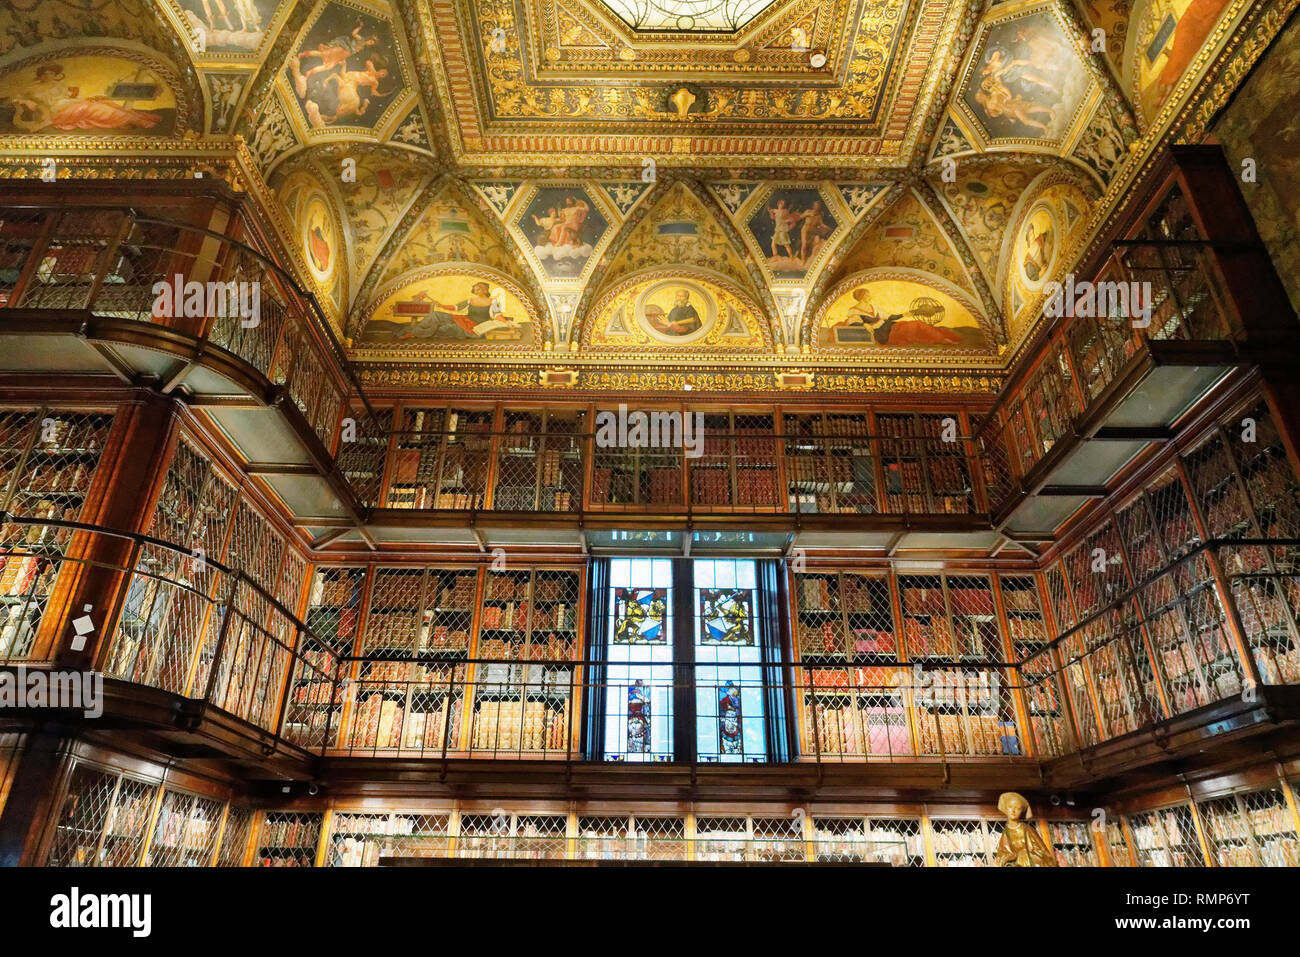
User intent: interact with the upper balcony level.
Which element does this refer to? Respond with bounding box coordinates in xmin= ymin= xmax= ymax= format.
xmin=3 ymin=149 xmax=1292 ymax=558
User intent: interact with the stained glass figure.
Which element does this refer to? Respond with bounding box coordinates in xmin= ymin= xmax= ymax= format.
xmin=627 ymin=679 xmax=651 ymax=753
xmin=699 ymin=588 xmax=754 ymax=645
xmin=613 ymin=587 xmax=667 ymax=644
xmin=718 ymin=681 xmax=743 ymax=754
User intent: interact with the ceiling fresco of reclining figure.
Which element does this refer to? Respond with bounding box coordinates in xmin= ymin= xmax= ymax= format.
xmin=0 ymin=0 xmax=1274 ymax=389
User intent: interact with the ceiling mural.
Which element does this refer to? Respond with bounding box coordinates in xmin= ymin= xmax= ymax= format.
xmin=0 ymin=0 xmax=1279 ymax=386
xmin=1126 ymin=0 xmax=1235 ymax=128
xmin=813 ymin=272 xmax=991 ymax=354
xmin=512 ymin=185 xmax=615 ymax=281
xmin=356 ymin=267 xmax=544 ymax=353
xmin=951 ymin=2 xmax=1099 ymax=152
xmin=999 ymin=173 xmax=1094 ymax=333
xmin=830 ymin=190 xmax=979 ymax=299
xmin=591 ymin=182 xmax=758 ymax=299
xmin=0 ymin=52 xmax=182 ymax=136
xmin=276 ymin=165 xmax=348 ymax=319
xmin=930 ymin=158 xmax=1037 ymax=289
xmin=165 ymin=0 xmax=286 ymax=57
xmin=584 ymin=270 xmax=772 ymax=353
xmin=740 ymin=185 xmax=842 ymax=284
xmin=283 ymin=1 xmax=406 ymax=130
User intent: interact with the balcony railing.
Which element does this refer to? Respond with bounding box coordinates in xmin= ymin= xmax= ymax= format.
xmin=1020 ymin=538 xmax=1300 ymax=750
xmin=0 ymin=517 xmax=344 ymax=753
xmin=3 ymin=519 xmax=1297 ymax=763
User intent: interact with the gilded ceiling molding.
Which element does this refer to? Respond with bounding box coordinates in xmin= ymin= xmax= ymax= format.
xmin=354 ymin=363 xmax=1002 ymax=395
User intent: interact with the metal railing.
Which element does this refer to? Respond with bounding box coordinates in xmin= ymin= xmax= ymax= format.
xmin=0 ymin=517 xmax=343 ymax=753
xmin=1020 ymin=539 xmax=1300 ymax=749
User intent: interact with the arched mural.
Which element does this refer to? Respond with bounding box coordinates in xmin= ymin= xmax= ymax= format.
xmin=814 ymin=273 xmax=990 ymax=353
xmin=0 ymin=53 xmax=180 ymax=135
xmin=357 ymin=267 xmax=543 ymax=351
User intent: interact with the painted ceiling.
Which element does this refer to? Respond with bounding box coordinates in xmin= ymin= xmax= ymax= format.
xmin=0 ymin=0 xmax=1275 ymax=387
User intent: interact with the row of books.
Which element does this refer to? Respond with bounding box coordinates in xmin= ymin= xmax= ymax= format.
xmin=1001 ymin=585 xmax=1041 ymax=613
xmin=806 ymin=703 xmax=911 ymax=755
xmin=471 ymin=700 xmax=569 ymax=751
xmin=591 ymin=467 xmax=679 ymax=505
xmin=151 ymin=806 xmax=216 ymax=853
xmin=914 ymin=713 xmax=1017 ymax=756
xmin=785 ymin=415 xmax=871 ymax=438
xmin=348 ymin=695 xmax=452 ymax=750
xmin=0 ymin=554 xmax=57 ymax=597
xmin=8 ymin=460 xmax=94 ymax=495
xmin=798 ymin=624 xmax=895 ymax=657
xmin=1006 ymin=615 xmax=1045 ymax=642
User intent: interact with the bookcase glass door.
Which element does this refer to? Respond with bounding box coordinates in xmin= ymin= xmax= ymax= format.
xmin=603 ymin=557 xmax=674 ymax=761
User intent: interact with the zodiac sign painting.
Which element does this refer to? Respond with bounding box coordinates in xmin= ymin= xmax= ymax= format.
xmin=0 ymin=57 xmax=176 ymax=135
xmin=520 ymin=188 xmax=609 ymax=279
xmin=962 ymin=10 xmax=1088 ymax=142
xmin=746 ymin=188 xmax=838 ymax=278
xmin=286 ymin=4 xmax=400 ymax=129
xmin=178 ymin=0 xmax=279 ymax=53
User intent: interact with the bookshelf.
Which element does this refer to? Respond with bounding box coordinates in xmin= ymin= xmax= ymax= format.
xmin=1047 ymin=820 xmax=1100 ymax=866
xmin=255 ymin=811 xmax=323 ymax=867
xmin=689 ymin=411 xmax=780 ymax=510
xmin=493 ymin=408 xmax=583 ymax=511
xmin=876 ymin=412 xmax=975 ymax=514
xmin=928 ymin=818 xmax=1003 ymax=867
xmin=456 ymin=811 xmax=567 ymax=859
xmin=144 ymin=788 xmax=223 ymax=867
xmin=0 ymin=409 xmax=112 ymax=660
xmin=1196 ymin=786 xmax=1300 ymax=867
xmin=590 ymin=404 xmax=683 ymax=508
xmin=576 ymin=815 xmax=687 ymax=861
xmin=812 ymin=815 xmax=925 ymax=865
xmin=45 ymin=764 xmax=156 ymax=867
xmin=470 ymin=566 xmax=581 ymax=755
xmin=1125 ymin=804 xmax=1205 ymax=867
xmin=384 ymin=406 xmax=493 ymax=509
xmin=335 ymin=405 xmax=391 ymax=507
xmin=216 ymin=806 xmax=255 ymax=866
xmin=1001 ymin=575 xmax=1068 ymax=756
xmin=781 ymin=412 xmax=877 ymax=513
xmin=326 ymin=811 xmax=452 ymax=866
xmin=793 ymin=571 xmax=907 ymax=757
xmin=898 ymin=573 xmax=999 ymax=659
xmin=341 ymin=564 xmax=477 ymax=753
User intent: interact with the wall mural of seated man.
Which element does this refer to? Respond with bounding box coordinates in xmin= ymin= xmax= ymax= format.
xmin=359 ymin=275 xmax=535 ymax=345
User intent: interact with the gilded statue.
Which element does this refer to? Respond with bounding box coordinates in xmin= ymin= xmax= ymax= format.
xmin=993 ymin=792 xmax=1057 ymax=867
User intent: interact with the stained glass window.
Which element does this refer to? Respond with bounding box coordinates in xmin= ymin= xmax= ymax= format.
xmin=694 ymin=559 xmax=766 ymax=762
xmin=603 ymin=558 xmax=674 ymax=761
